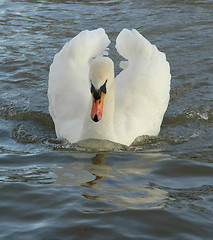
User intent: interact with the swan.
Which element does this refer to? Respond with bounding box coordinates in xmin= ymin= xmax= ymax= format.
xmin=48 ymin=28 xmax=171 ymax=146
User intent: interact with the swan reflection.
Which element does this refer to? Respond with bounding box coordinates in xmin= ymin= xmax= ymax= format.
xmin=54 ymin=151 xmax=171 ymax=210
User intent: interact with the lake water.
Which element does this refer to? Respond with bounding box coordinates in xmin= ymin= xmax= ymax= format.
xmin=0 ymin=0 xmax=213 ymax=239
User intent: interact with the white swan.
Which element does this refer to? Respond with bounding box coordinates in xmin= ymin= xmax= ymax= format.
xmin=48 ymin=28 xmax=171 ymax=146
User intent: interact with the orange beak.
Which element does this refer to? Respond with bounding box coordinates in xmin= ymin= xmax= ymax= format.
xmin=91 ymin=92 xmax=105 ymax=122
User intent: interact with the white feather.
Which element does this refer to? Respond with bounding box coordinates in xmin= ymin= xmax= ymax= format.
xmin=48 ymin=28 xmax=171 ymax=146
xmin=48 ymin=28 xmax=110 ymax=143
xmin=114 ymin=29 xmax=171 ymax=145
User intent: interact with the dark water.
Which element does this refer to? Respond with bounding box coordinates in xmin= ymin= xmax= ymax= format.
xmin=0 ymin=0 xmax=213 ymax=239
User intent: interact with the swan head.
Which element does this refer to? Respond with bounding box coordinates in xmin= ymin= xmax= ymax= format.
xmin=89 ymin=56 xmax=114 ymax=122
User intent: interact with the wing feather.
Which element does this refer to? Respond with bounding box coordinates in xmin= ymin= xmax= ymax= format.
xmin=48 ymin=28 xmax=110 ymax=142
xmin=115 ymin=29 xmax=171 ymax=145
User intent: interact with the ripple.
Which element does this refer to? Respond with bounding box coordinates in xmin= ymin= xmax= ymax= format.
xmin=164 ymin=106 xmax=213 ymax=125
xmin=0 ymin=165 xmax=56 ymax=184
xmin=0 ymin=0 xmax=213 ymax=239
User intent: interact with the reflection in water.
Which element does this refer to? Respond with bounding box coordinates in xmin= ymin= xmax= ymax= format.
xmin=54 ymin=151 xmax=171 ymax=210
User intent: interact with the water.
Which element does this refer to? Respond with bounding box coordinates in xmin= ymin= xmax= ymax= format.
xmin=0 ymin=0 xmax=213 ymax=239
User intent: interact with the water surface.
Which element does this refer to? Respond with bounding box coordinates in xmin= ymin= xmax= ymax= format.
xmin=0 ymin=0 xmax=213 ymax=239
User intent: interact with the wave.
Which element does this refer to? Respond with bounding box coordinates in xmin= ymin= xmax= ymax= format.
xmin=164 ymin=105 xmax=212 ymax=125
xmin=0 ymin=102 xmax=53 ymax=126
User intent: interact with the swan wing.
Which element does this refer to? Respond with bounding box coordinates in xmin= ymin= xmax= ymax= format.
xmin=48 ymin=28 xmax=110 ymax=143
xmin=115 ymin=29 xmax=171 ymax=145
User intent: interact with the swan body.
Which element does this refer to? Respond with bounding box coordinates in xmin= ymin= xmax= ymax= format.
xmin=48 ymin=28 xmax=171 ymax=146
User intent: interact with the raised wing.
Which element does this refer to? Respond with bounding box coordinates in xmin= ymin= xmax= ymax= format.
xmin=115 ymin=29 xmax=171 ymax=145
xmin=48 ymin=28 xmax=110 ymax=143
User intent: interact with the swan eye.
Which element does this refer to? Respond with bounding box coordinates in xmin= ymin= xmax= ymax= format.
xmin=100 ymin=80 xmax=107 ymax=94
xmin=90 ymin=83 xmax=96 ymax=94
